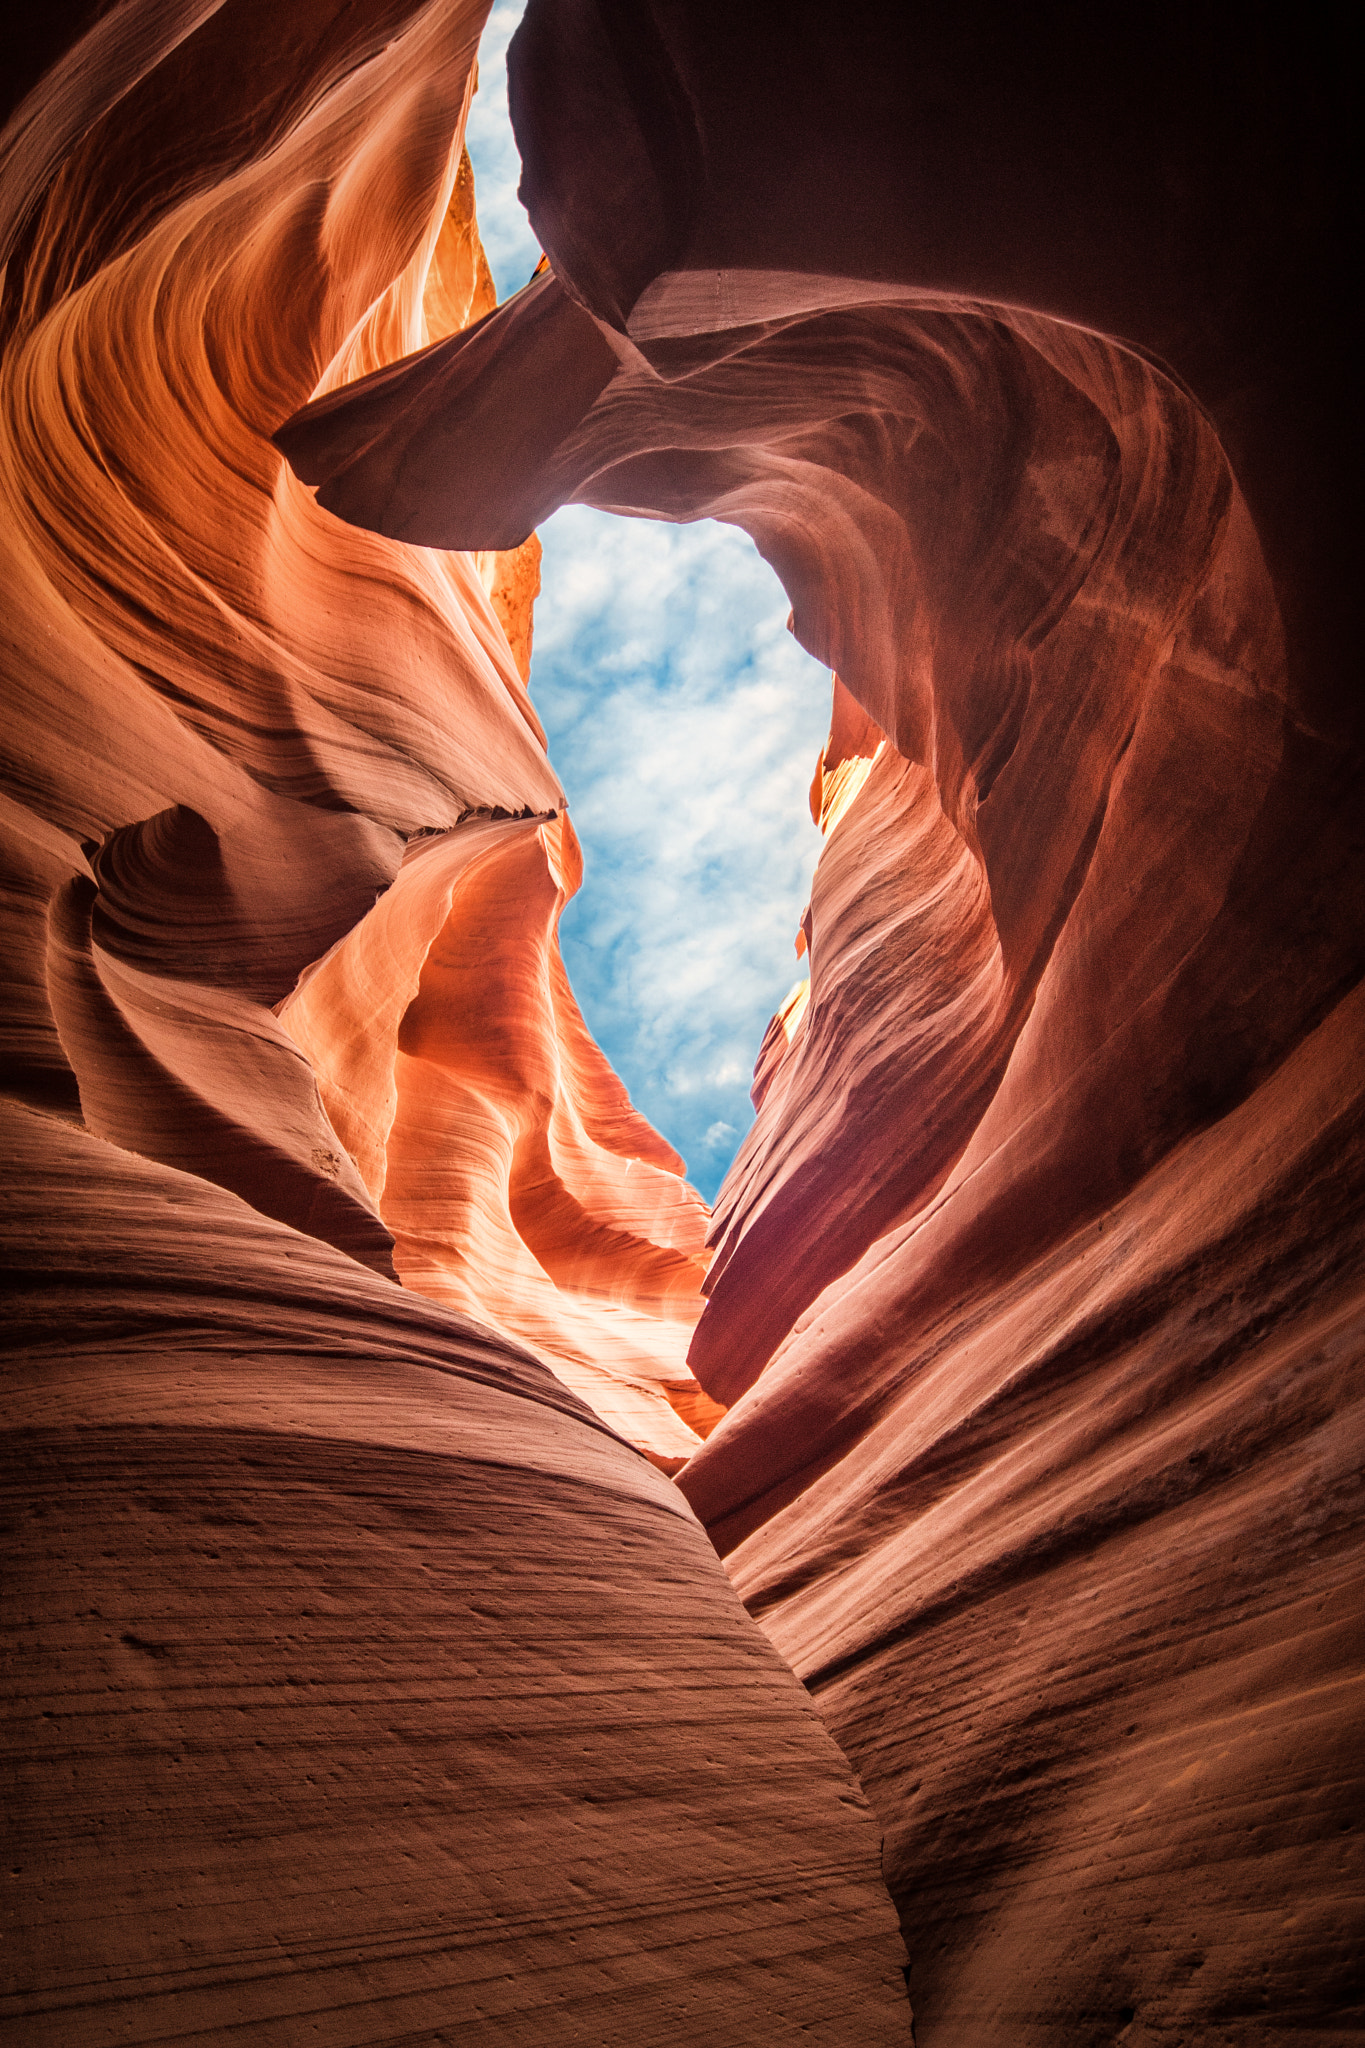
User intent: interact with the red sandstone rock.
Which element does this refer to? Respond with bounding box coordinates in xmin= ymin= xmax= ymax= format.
xmin=1 ymin=1098 xmax=909 ymax=2043
xmin=0 ymin=4 xmax=911 ymax=2038
xmin=280 ymin=810 xmax=719 ymax=1469
xmin=274 ymin=5 xmax=1364 ymax=2039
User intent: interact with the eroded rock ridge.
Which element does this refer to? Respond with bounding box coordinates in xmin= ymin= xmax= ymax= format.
xmin=3 ymin=3 xmax=1361 ymax=2045
xmin=278 ymin=4 xmax=1363 ymax=2042
xmin=0 ymin=5 xmax=911 ymax=2041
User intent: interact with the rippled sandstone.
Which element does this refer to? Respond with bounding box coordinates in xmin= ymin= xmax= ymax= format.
xmin=279 ymin=808 xmax=718 ymax=1469
xmin=279 ymin=4 xmax=1363 ymax=2043
xmin=0 ymin=5 xmax=911 ymax=2040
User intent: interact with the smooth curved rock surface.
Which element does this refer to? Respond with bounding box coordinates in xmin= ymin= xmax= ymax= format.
xmin=2 ymin=1099 xmax=910 ymax=2044
xmin=277 ymin=4 xmax=1364 ymax=2039
xmin=0 ymin=3 xmax=912 ymax=2039
xmin=281 ymin=810 xmax=720 ymax=1468
xmin=717 ymin=969 xmax=1365 ymax=2045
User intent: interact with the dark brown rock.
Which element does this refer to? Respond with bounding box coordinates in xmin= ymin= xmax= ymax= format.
xmin=273 ymin=6 xmax=1363 ymax=2038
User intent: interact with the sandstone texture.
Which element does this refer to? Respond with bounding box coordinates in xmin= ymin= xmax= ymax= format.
xmin=278 ymin=4 xmax=1363 ymax=2042
xmin=280 ymin=810 xmax=718 ymax=1470
xmin=0 ymin=4 xmax=912 ymax=2040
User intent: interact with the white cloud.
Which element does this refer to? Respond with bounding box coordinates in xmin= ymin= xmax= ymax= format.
xmin=535 ymin=507 xmax=830 ymax=1200
xmin=464 ymin=2 xmax=542 ymax=295
xmin=465 ymin=13 xmax=833 ymax=1203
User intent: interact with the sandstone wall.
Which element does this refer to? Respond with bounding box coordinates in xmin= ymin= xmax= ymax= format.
xmin=279 ymin=5 xmax=1364 ymax=2040
xmin=0 ymin=6 xmax=911 ymax=2038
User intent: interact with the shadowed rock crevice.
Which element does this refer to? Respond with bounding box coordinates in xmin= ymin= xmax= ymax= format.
xmin=0 ymin=6 xmax=914 ymax=2040
xmin=3 ymin=2 xmax=1360 ymax=2043
xmin=44 ymin=803 xmax=399 ymax=1274
xmin=272 ymin=4 xmax=1363 ymax=2040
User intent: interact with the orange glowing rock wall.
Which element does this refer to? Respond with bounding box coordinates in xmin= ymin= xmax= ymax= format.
xmin=276 ymin=5 xmax=1363 ymax=2041
xmin=280 ymin=809 xmax=718 ymax=1469
xmin=0 ymin=5 xmax=912 ymax=2040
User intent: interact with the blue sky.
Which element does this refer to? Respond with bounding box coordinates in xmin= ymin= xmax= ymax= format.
xmin=465 ymin=3 xmax=828 ymax=1202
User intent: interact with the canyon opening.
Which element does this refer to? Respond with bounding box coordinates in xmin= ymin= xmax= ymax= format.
xmin=1 ymin=5 xmax=1359 ymax=2047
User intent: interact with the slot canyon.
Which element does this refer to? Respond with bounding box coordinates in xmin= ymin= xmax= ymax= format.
xmin=1 ymin=3 xmax=1359 ymax=2042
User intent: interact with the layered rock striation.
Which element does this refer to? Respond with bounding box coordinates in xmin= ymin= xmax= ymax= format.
xmin=278 ymin=4 xmax=1364 ymax=2041
xmin=0 ymin=4 xmax=911 ymax=2040
xmin=280 ymin=808 xmax=719 ymax=1468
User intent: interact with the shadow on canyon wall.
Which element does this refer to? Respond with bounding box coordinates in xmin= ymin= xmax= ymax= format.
xmin=3 ymin=3 xmax=1361 ymax=2042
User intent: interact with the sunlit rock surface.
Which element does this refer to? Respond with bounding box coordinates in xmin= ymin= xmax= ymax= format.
xmin=280 ymin=808 xmax=719 ymax=1469
xmin=280 ymin=3 xmax=1363 ymax=2041
xmin=0 ymin=5 xmax=912 ymax=2040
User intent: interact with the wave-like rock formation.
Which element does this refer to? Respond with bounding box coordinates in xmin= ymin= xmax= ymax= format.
xmin=278 ymin=3 xmax=1363 ymax=2041
xmin=3 ymin=1097 xmax=907 ymax=2043
xmin=0 ymin=4 xmax=912 ymax=2040
xmin=280 ymin=809 xmax=719 ymax=1468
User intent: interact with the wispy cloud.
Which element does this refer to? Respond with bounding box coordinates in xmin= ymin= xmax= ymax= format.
xmin=464 ymin=2 xmax=542 ymax=294
xmin=465 ymin=13 xmax=828 ymax=1202
xmin=535 ymin=510 xmax=826 ymax=1200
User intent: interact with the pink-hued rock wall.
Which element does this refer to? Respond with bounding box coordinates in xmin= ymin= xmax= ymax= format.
xmin=280 ymin=810 xmax=720 ymax=1469
xmin=277 ymin=4 xmax=1364 ymax=2040
xmin=0 ymin=4 xmax=911 ymax=2039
